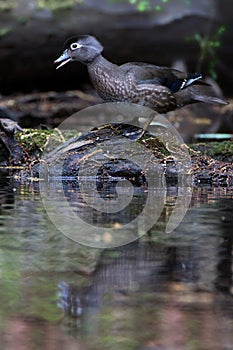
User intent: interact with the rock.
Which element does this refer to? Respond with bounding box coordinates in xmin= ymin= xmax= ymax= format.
xmin=0 ymin=118 xmax=24 ymax=163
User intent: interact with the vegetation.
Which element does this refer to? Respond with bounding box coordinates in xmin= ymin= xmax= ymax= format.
xmin=0 ymin=0 xmax=16 ymax=39
xmin=0 ymin=0 xmax=16 ymax=12
xmin=186 ymin=26 xmax=226 ymax=80
xmin=0 ymin=27 xmax=12 ymax=37
xmin=191 ymin=140 xmax=233 ymax=161
xmin=37 ymin=0 xmax=83 ymax=11
xmin=13 ymin=128 xmax=79 ymax=161
xmin=110 ymin=0 xmax=191 ymax=12
xmin=110 ymin=0 xmax=225 ymax=80
xmin=0 ymin=0 xmax=226 ymax=81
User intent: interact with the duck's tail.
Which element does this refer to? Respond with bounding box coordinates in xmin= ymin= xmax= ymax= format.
xmin=175 ymin=85 xmax=228 ymax=107
xmin=191 ymin=93 xmax=228 ymax=106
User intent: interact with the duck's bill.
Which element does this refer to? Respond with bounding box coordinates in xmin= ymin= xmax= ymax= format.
xmin=54 ymin=50 xmax=71 ymax=69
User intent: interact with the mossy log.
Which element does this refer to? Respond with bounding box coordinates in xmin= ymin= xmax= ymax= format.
xmin=0 ymin=123 xmax=232 ymax=187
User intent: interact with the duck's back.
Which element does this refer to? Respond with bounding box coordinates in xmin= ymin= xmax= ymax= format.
xmin=119 ymin=62 xmax=202 ymax=93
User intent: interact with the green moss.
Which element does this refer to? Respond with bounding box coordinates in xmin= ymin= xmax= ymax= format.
xmin=0 ymin=27 xmax=12 ymax=37
xmin=37 ymin=0 xmax=83 ymax=11
xmin=141 ymin=135 xmax=170 ymax=157
xmin=14 ymin=128 xmax=79 ymax=160
xmin=0 ymin=0 xmax=17 ymax=12
xmin=190 ymin=140 xmax=233 ymax=160
xmin=15 ymin=129 xmax=54 ymax=154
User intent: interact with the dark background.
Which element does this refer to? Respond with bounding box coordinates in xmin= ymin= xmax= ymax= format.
xmin=0 ymin=0 xmax=232 ymax=95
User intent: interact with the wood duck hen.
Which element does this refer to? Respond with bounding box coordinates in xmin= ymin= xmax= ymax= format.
xmin=54 ymin=35 xmax=227 ymax=114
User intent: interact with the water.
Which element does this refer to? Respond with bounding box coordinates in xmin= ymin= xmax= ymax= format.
xmin=0 ymin=174 xmax=232 ymax=350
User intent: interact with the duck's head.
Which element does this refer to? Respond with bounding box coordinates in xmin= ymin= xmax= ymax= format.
xmin=54 ymin=35 xmax=103 ymax=69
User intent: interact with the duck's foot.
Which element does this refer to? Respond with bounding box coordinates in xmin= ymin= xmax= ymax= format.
xmin=129 ymin=113 xmax=156 ymax=141
xmin=123 ymin=127 xmax=146 ymax=141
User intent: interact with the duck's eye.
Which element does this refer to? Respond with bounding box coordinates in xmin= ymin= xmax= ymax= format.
xmin=70 ymin=42 xmax=81 ymax=50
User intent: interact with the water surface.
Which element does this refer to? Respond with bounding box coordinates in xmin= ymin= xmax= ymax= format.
xmin=0 ymin=175 xmax=232 ymax=350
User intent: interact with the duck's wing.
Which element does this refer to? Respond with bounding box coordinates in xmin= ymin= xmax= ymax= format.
xmin=120 ymin=62 xmax=186 ymax=79
xmin=120 ymin=62 xmax=203 ymax=92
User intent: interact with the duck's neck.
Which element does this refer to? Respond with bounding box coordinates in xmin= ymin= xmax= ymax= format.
xmin=86 ymin=54 xmax=130 ymax=101
xmin=87 ymin=54 xmax=118 ymax=76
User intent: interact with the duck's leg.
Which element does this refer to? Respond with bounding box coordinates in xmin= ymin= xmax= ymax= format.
xmin=133 ymin=112 xmax=157 ymax=140
xmin=143 ymin=113 xmax=157 ymax=132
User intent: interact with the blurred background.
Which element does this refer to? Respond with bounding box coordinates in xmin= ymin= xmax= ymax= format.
xmin=0 ymin=0 xmax=232 ymax=93
xmin=0 ymin=0 xmax=232 ymax=141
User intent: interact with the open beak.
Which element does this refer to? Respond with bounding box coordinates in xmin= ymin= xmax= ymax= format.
xmin=54 ymin=49 xmax=72 ymax=69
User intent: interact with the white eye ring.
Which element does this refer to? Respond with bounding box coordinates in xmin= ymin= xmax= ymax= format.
xmin=70 ymin=42 xmax=82 ymax=50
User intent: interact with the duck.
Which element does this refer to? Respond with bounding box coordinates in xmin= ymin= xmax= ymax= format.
xmin=54 ymin=35 xmax=227 ymax=119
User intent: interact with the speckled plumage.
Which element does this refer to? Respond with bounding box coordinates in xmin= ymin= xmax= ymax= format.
xmin=54 ymin=35 xmax=227 ymax=113
xmin=87 ymin=56 xmax=177 ymax=113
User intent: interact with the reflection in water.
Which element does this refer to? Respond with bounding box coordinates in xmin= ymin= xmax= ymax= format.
xmin=0 ymin=175 xmax=232 ymax=350
xmin=2 ymin=317 xmax=84 ymax=350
